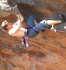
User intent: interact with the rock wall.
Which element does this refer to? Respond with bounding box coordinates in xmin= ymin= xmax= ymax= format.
xmin=0 ymin=0 xmax=66 ymax=14
xmin=0 ymin=0 xmax=66 ymax=70
xmin=0 ymin=0 xmax=66 ymax=22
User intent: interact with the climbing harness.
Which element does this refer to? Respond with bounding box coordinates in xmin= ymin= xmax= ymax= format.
xmin=22 ymin=25 xmax=66 ymax=48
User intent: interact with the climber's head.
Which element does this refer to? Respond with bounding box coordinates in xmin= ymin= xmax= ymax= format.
xmin=1 ymin=20 xmax=12 ymax=30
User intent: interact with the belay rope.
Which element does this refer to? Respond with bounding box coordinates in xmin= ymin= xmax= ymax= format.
xmin=24 ymin=28 xmax=29 ymax=47
xmin=40 ymin=27 xmax=66 ymax=32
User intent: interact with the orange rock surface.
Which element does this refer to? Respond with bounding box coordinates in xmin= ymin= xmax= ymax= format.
xmin=0 ymin=3 xmax=66 ymax=70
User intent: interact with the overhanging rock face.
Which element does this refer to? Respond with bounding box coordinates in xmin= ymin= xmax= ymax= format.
xmin=0 ymin=0 xmax=66 ymax=70
xmin=0 ymin=0 xmax=66 ymax=22
xmin=0 ymin=0 xmax=66 ymax=14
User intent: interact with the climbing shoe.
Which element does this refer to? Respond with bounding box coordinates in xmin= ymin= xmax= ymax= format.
xmin=22 ymin=37 xmax=26 ymax=46
xmin=59 ymin=14 xmax=66 ymax=23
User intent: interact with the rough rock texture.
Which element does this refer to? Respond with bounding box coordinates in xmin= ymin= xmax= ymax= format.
xmin=0 ymin=0 xmax=66 ymax=15
xmin=0 ymin=0 xmax=66 ymax=70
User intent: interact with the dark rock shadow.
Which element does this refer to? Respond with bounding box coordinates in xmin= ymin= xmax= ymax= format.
xmin=17 ymin=3 xmax=45 ymax=23
xmin=11 ymin=44 xmax=45 ymax=58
